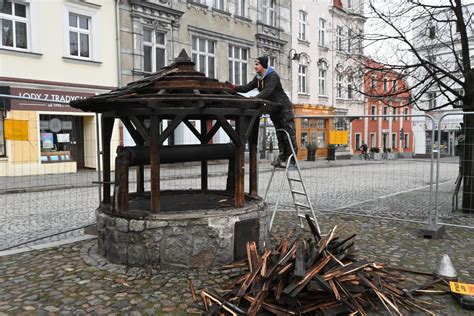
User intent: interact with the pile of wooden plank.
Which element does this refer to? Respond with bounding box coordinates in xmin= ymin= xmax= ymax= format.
xmin=192 ymin=215 xmax=441 ymax=315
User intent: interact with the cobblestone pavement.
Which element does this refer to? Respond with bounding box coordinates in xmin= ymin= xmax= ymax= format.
xmin=0 ymin=157 xmax=467 ymax=251
xmin=1 ymin=211 xmax=473 ymax=315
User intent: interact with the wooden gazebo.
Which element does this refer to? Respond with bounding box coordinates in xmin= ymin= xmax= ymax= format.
xmin=71 ymin=50 xmax=274 ymax=214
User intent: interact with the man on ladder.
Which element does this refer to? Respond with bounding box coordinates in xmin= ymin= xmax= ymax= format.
xmin=228 ymin=56 xmax=297 ymax=168
xmin=228 ymin=56 xmax=320 ymax=234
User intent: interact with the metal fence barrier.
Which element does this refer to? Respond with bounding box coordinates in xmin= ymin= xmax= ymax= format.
xmin=1 ymin=112 xmax=473 ymax=251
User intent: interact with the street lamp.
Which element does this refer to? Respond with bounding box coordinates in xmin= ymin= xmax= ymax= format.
xmin=287 ymin=49 xmax=301 ymax=102
xmin=288 ymin=49 xmax=301 ymax=68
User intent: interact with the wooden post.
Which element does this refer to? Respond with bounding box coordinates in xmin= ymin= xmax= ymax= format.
xmin=150 ymin=115 xmax=160 ymax=212
xmin=114 ymin=148 xmax=129 ymax=210
xmin=136 ymin=132 xmax=145 ymax=194
xmin=234 ymin=116 xmax=245 ymax=207
xmin=249 ymin=117 xmax=259 ymax=197
xmin=101 ymin=117 xmax=114 ymax=205
xmin=201 ymin=119 xmax=208 ymax=190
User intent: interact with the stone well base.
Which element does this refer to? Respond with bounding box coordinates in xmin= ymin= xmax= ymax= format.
xmin=96 ymin=191 xmax=270 ymax=269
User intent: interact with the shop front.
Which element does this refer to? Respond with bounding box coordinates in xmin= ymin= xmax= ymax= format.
xmin=294 ymin=105 xmax=335 ymax=161
xmin=0 ymin=86 xmax=100 ymax=176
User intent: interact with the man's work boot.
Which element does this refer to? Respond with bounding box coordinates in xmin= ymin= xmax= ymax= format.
xmin=271 ymin=156 xmax=287 ymax=168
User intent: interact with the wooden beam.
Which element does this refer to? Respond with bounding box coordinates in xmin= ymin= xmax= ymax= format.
xmin=216 ymin=115 xmax=243 ymax=147
xmin=201 ymin=119 xmax=208 ymax=190
xmin=249 ymin=117 xmax=259 ymax=197
xmin=244 ymin=114 xmax=259 ymax=142
xmin=158 ymin=114 xmax=184 ymax=145
xmin=183 ymin=119 xmax=204 ymax=142
xmin=202 ymin=120 xmax=221 ymax=144
xmin=128 ymin=115 xmax=150 ymax=143
xmin=234 ymin=116 xmax=245 ymax=207
xmin=120 ymin=117 xmax=144 ymax=145
xmin=150 ymin=115 xmax=160 ymax=213
xmin=101 ymin=117 xmax=115 ymax=205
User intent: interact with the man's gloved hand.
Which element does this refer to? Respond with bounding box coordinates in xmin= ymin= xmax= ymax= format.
xmin=225 ymin=81 xmax=236 ymax=90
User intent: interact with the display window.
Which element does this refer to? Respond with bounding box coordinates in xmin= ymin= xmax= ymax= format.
xmin=39 ymin=114 xmax=84 ymax=165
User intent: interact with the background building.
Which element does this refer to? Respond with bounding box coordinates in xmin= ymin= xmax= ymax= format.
xmin=411 ymin=4 xmax=473 ymax=156
xmin=352 ymin=59 xmax=414 ymax=156
xmin=290 ymin=0 xmax=366 ymax=158
xmin=0 ymin=0 xmax=120 ymax=176
xmin=117 ymin=0 xmax=291 ymax=148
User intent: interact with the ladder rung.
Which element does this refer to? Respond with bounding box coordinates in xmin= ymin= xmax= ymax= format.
xmin=291 ymin=190 xmax=306 ymax=196
xmin=288 ymin=177 xmax=302 ymax=182
xmin=295 ymin=202 xmax=311 ymax=209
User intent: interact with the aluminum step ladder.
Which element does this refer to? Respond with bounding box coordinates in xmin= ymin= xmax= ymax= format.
xmin=263 ymin=129 xmax=321 ymax=234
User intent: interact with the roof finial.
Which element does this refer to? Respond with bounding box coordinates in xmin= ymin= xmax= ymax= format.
xmin=175 ymin=49 xmax=192 ymax=63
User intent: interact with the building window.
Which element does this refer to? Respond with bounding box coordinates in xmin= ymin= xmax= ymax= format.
xmin=428 ymin=25 xmax=436 ymax=39
xmin=269 ymin=56 xmax=277 ymax=69
xmin=1 ymin=1 xmax=28 ymax=50
xmin=318 ymin=62 xmax=327 ymax=96
xmin=298 ymin=11 xmax=307 ymax=41
xmin=370 ymin=133 xmax=376 ymax=148
xmin=383 ymin=106 xmax=388 ymax=120
xmin=371 ymin=105 xmax=376 ymax=120
xmin=317 ymin=131 xmax=325 ymax=147
xmin=213 ymin=0 xmax=225 ymax=11
xmin=336 ymin=26 xmax=343 ymax=51
xmin=317 ymin=119 xmax=325 ymax=129
xmin=236 ymin=0 xmax=246 ymax=17
xmin=383 ymin=78 xmax=388 ymax=91
xmin=298 ymin=64 xmax=307 ymax=94
xmin=347 ymin=0 xmax=352 ymax=9
xmin=404 ymin=134 xmax=409 ymax=149
xmin=228 ymin=45 xmax=248 ymax=85
xmin=393 ymin=107 xmax=397 ymax=121
xmin=319 ymin=18 xmax=325 ymax=46
xmin=143 ymin=29 xmax=166 ymax=73
xmin=427 ymin=91 xmax=437 ymax=109
xmin=404 ymin=108 xmax=409 ymax=120
xmin=39 ymin=115 xmax=83 ymax=165
xmin=336 ymin=73 xmax=343 ymax=98
xmin=347 ymin=28 xmax=353 ymax=53
xmin=301 ymin=132 xmax=308 ymax=148
xmin=392 ymin=133 xmax=397 ymax=148
xmin=455 ymin=89 xmax=464 ymax=107
xmin=262 ymin=0 xmax=275 ymax=26
xmin=1 ymin=0 xmax=28 ymax=50
xmin=393 ymin=79 xmax=397 ymax=91
xmin=192 ymin=36 xmax=216 ymax=78
xmin=371 ymin=75 xmax=376 ymax=90
xmin=0 ymin=115 xmax=5 ymax=157
xmin=355 ymin=133 xmax=361 ymax=151
xmin=68 ymin=12 xmax=91 ymax=58
xmin=347 ymin=76 xmax=353 ymax=99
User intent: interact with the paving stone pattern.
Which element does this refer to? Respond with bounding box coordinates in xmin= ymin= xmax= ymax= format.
xmin=1 ymin=212 xmax=473 ymax=315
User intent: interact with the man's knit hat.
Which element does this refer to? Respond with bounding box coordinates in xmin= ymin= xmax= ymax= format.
xmin=256 ymin=56 xmax=269 ymax=69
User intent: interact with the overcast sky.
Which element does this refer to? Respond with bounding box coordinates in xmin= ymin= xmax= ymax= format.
xmin=364 ymin=0 xmax=474 ymax=62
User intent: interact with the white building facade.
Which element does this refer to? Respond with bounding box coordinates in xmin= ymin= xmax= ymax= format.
xmin=290 ymin=0 xmax=366 ymax=154
xmin=411 ymin=3 xmax=474 ymax=156
xmin=0 ymin=0 xmax=120 ymax=176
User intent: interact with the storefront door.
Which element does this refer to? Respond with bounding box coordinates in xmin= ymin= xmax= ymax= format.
xmin=70 ymin=116 xmax=85 ymax=169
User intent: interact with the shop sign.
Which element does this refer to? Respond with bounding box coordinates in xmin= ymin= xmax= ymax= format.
xmin=4 ymin=119 xmax=29 ymax=141
xmin=329 ymin=130 xmax=348 ymax=145
xmin=10 ymin=87 xmax=93 ymax=112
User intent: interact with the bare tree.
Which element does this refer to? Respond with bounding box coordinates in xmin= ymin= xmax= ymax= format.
xmin=362 ymin=0 xmax=474 ymax=212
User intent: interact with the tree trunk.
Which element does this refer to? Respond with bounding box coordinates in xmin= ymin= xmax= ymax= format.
xmin=461 ymin=113 xmax=473 ymax=213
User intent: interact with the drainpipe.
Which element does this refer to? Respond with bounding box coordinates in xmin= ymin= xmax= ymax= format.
xmin=289 ymin=0 xmax=293 ymax=102
xmin=115 ymin=0 xmax=122 ymax=88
